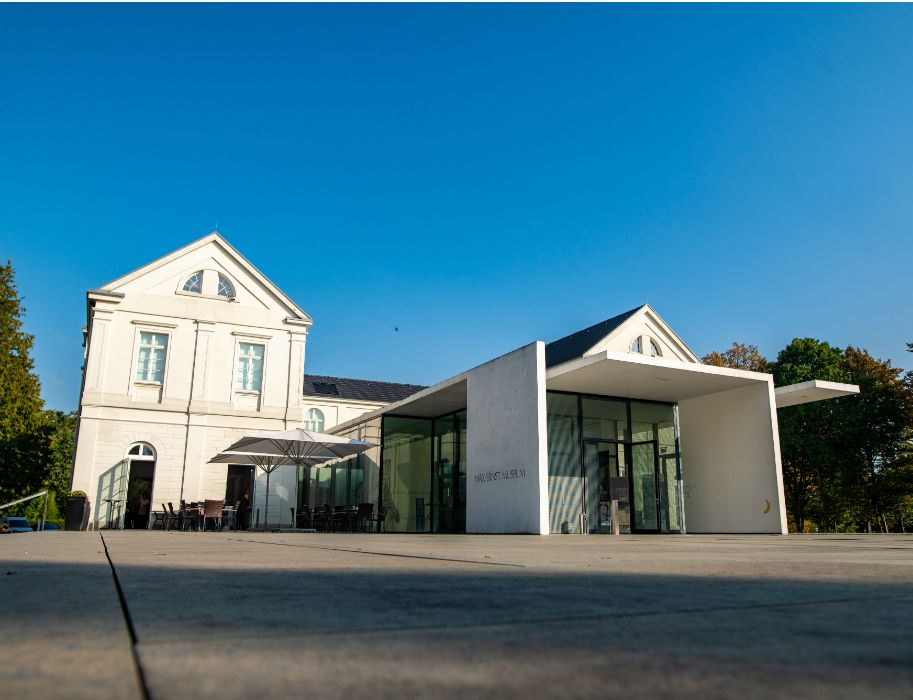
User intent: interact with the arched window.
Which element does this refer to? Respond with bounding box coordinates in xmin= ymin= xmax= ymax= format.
xmin=305 ymin=408 xmax=325 ymax=432
xmin=182 ymin=271 xmax=203 ymax=293
xmin=649 ymin=339 xmax=662 ymax=357
xmin=126 ymin=442 xmax=156 ymax=460
xmin=217 ymin=274 xmax=235 ymax=298
xmin=629 ymin=336 xmax=642 ymax=354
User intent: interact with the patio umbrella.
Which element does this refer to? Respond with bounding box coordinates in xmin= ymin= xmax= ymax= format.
xmin=223 ymin=428 xmax=376 ymax=463
xmin=217 ymin=429 xmax=377 ymax=528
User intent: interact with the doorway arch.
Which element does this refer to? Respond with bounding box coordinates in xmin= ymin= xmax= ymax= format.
xmin=124 ymin=442 xmax=156 ymax=529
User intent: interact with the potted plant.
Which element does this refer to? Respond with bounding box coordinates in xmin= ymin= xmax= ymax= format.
xmin=65 ymin=490 xmax=90 ymax=531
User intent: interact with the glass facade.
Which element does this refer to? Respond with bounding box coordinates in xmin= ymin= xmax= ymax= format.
xmin=297 ymin=411 xmax=466 ymax=533
xmin=547 ymin=391 xmax=683 ymax=534
xmin=432 ymin=411 xmax=467 ymax=534
xmin=301 ymin=393 xmax=681 ymax=536
xmin=297 ymin=417 xmax=382 ymax=513
xmin=382 ymin=416 xmax=433 ymax=532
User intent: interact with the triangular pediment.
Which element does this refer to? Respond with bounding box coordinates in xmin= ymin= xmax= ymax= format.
xmin=583 ymin=305 xmax=699 ymax=363
xmin=95 ymin=232 xmax=311 ymax=323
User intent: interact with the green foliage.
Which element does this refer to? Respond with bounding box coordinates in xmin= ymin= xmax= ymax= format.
xmin=0 ymin=261 xmax=76 ymax=512
xmin=701 ymin=342 xmax=770 ymax=372
xmin=774 ymin=340 xmax=913 ymax=532
xmin=773 ymin=339 xmax=849 ymax=531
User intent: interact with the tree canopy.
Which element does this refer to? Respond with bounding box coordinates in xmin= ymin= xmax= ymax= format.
xmin=0 ymin=261 xmax=76 ymax=522
xmin=701 ymin=342 xmax=770 ymax=372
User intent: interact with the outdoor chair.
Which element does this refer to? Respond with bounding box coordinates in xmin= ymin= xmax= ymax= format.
xmin=202 ymin=499 xmax=223 ymax=531
xmin=150 ymin=506 xmax=167 ymax=530
xmin=371 ymin=505 xmax=389 ymax=533
xmin=312 ymin=505 xmax=329 ymax=532
xmin=296 ymin=506 xmax=312 ymax=529
xmin=167 ymin=502 xmax=181 ymax=531
xmin=330 ymin=505 xmax=349 ymax=533
xmin=356 ymin=503 xmax=374 ymax=533
xmin=181 ymin=500 xmax=202 ymax=531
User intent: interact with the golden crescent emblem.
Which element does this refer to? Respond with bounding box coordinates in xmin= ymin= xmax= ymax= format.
xmin=763 ymin=499 xmax=771 ymax=514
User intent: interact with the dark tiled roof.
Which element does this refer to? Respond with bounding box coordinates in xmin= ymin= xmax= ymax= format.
xmin=544 ymin=305 xmax=644 ymax=368
xmin=303 ymin=374 xmax=426 ymax=404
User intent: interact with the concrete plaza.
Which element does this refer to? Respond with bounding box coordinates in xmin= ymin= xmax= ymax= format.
xmin=2 ymin=531 xmax=912 ymax=699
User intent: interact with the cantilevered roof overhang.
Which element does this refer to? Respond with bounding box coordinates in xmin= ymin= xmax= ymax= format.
xmin=774 ymin=380 xmax=859 ymax=408
xmin=546 ymin=351 xmax=769 ymax=403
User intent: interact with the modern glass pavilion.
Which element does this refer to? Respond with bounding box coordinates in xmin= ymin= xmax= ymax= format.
xmin=300 ymin=305 xmax=857 ymax=535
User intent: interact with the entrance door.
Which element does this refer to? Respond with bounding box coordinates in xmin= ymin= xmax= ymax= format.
xmin=583 ymin=441 xmax=631 ymax=534
xmin=123 ymin=442 xmax=156 ymax=529
xmin=584 ymin=439 xmax=662 ymax=534
xmin=225 ymin=465 xmax=254 ymax=530
xmin=630 ymin=441 xmax=660 ymax=533
xmin=432 ymin=411 xmax=466 ymax=533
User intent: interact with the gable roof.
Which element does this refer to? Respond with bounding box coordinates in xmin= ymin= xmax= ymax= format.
xmin=303 ymin=374 xmax=426 ymax=404
xmin=96 ymin=231 xmax=312 ymax=323
xmin=545 ymin=306 xmax=644 ymax=368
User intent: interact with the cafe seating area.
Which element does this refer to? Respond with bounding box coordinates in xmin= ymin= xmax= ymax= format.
xmin=150 ymin=500 xmax=240 ymax=531
xmin=295 ymin=503 xmax=388 ymax=533
xmin=150 ymin=500 xmax=390 ymax=533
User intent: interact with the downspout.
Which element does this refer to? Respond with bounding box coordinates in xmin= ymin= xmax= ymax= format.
xmin=179 ymin=320 xmax=202 ymax=503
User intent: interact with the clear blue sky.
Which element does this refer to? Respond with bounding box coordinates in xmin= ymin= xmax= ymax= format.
xmin=2 ymin=4 xmax=912 ymax=412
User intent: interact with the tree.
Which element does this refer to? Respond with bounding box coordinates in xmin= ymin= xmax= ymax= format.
xmin=835 ymin=348 xmax=913 ymax=532
xmin=702 ymin=342 xmax=770 ymax=372
xmin=772 ymin=339 xmax=847 ymax=531
xmin=0 ymin=260 xmax=47 ymax=504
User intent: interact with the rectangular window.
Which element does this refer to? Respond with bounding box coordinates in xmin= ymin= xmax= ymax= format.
xmin=135 ymin=332 xmax=168 ymax=383
xmin=235 ymin=342 xmax=264 ymax=392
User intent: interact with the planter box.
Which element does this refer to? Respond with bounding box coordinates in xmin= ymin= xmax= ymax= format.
xmin=65 ymin=497 xmax=90 ymax=531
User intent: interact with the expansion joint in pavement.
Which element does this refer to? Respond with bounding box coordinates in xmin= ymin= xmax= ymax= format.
xmin=222 ymin=536 xmax=528 ymax=567
xmin=99 ymin=533 xmax=152 ymax=700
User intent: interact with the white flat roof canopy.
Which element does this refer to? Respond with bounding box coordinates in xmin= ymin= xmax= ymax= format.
xmin=546 ymin=351 xmax=768 ymax=403
xmin=774 ymin=380 xmax=859 ymax=408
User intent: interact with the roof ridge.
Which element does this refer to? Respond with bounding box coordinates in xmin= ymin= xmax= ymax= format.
xmin=543 ymin=305 xmax=646 ymax=368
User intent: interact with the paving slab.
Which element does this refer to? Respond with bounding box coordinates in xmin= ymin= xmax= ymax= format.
xmin=4 ymin=531 xmax=913 ymax=699
xmin=101 ymin=532 xmax=913 ymax=699
xmin=0 ymin=531 xmax=143 ymax=699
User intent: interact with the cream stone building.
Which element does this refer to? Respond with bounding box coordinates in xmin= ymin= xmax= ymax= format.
xmin=70 ymin=233 xmax=421 ymax=529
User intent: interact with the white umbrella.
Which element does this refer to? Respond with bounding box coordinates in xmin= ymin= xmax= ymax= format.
xmin=218 ymin=429 xmax=377 ymax=528
xmin=224 ymin=428 xmax=375 ymax=462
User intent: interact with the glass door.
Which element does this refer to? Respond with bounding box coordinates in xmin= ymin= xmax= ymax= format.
xmin=583 ymin=440 xmax=631 ymax=534
xmin=631 ymin=441 xmax=660 ymax=532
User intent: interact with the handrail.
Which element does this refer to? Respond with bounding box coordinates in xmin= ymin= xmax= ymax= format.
xmin=0 ymin=490 xmax=50 ymax=531
xmin=0 ymin=490 xmax=48 ymax=511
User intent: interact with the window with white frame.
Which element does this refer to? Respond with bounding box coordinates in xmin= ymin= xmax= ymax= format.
xmin=217 ymin=274 xmax=235 ymax=298
xmin=135 ymin=332 xmax=168 ymax=383
xmin=629 ymin=336 xmax=642 ymax=354
xmin=649 ymin=338 xmax=662 ymax=357
xmin=235 ymin=342 xmax=264 ymax=392
xmin=182 ymin=271 xmax=203 ymax=293
xmin=305 ymin=408 xmax=325 ymax=432
xmin=126 ymin=443 xmax=156 ymax=459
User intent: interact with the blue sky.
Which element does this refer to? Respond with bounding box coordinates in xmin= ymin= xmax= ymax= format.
xmin=2 ymin=4 xmax=912 ymax=411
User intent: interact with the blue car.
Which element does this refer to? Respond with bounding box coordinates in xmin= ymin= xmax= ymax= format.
xmin=2 ymin=516 xmax=34 ymax=533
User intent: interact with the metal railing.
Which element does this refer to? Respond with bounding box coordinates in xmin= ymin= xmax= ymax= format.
xmin=0 ymin=490 xmax=49 ymax=531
